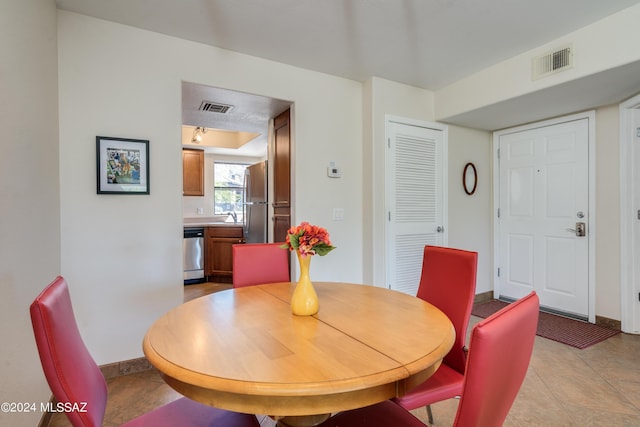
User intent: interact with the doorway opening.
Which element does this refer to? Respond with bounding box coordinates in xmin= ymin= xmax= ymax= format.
xmin=180 ymin=82 xmax=292 ymax=287
xmin=180 ymin=81 xmax=292 ymax=243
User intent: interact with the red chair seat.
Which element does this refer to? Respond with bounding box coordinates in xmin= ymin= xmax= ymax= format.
xmin=393 ymin=363 xmax=463 ymax=408
xmin=30 ymin=276 xmax=260 ymax=427
xmin=452 ymin=292 xmax=539 ymax=426
xmin=393 ymin=245 xmax=477 ymax=424
xmin=318 ymin=400 xmax=424 ymax=427
xmin=317 ymin=292 xmax=539 ymax=427
xmin=123 ymin=397 xmax=259 ymax=426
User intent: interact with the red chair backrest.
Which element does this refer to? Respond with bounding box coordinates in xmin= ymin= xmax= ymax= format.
xmin=416 ymin=245 xmax=477 ymax=374
xmin=232 ymin=243 xmax=290 ymax=288
xmin=30 ymin=276 xmax=107 ymax=427
xmin=453 ymin=292 xmax=539 ymax=427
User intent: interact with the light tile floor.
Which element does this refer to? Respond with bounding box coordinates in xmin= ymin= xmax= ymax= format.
xmin=48 ymin=283 xmax=640 ymax=426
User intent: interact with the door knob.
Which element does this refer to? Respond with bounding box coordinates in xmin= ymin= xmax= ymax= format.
xmin=566 ymin=222 xmax=586 ymax=237
xmin=436 ymin=226 xmax=444 ymax=233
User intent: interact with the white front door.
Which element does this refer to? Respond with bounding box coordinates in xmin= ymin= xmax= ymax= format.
xmin=635 ymin=111 xmax=640 ymax=327
xmin=386 ymin=117 xmax=447 ymax=295
xmin=620 ymin=95 xmax=640 ymax=333
xmin=496 ymin=115 xmax=591 ymax=319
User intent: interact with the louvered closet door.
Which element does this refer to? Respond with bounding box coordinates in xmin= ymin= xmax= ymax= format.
xmin=387 ymin=120 xmax=446 ymax=295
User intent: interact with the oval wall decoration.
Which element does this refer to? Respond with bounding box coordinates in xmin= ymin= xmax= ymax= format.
xmin=463 ymin=162 xmax=477 ymax=195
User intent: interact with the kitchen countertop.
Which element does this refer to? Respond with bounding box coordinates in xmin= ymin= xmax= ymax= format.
xmin=184 ymin=217 xmax=243 ymax=227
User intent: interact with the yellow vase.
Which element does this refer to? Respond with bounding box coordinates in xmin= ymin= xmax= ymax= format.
xmin=291 ymin=250 xmax=319 ymax=316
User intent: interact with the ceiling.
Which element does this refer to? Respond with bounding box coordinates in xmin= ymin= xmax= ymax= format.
xmin=57 ymin=0 xmax=640 ymax=144
xmin=181 ymin=82 xmax=291 ymax=157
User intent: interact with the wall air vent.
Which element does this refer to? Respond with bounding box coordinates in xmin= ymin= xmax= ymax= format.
xmin=532 ymin=44 xmax=573 ymax=80
xmin=198 ymin=101 xmax=234 ymax=114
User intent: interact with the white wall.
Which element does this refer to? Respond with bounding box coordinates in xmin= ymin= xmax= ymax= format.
xmin=436 ymin=3 xmax=640 ymax=121
xmin=362 ymin=77 xmax=492 ymax=293
xmin=447 ymin=126 xmax=492 ymax=295
xmin=4 ymin=7 xmax=632 ymax=425
xmin=488 ymin=105 xmax=626 ymax=319
xmin=58 ymin=10 xmax=363 ymax=364
xmin=432 ymin=1 xmax=639 ymax=319
xmin=595 ymin=104 xmax=621 ymax=320
xmin=0 ymin=1 xmax=60 ymax=426
xmin=363 ymin=77 xmax=436 ymax=286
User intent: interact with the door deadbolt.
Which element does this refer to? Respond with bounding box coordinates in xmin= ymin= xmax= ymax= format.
xmin=566 ymin=222 xmax=586 ymax=237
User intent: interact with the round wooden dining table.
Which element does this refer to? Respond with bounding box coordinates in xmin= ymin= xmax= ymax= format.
xmin=143 ymin=282 xmax=454 ymax=427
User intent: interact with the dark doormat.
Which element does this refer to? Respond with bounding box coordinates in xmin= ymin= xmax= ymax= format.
xmin=471 ymin=300 xmax=620 ymax=349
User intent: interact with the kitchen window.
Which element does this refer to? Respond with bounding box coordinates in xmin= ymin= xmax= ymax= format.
xmin=213 ymin=162 xmax=247 ymax=221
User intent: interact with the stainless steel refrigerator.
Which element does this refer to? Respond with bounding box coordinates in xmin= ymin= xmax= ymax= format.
xmin=243 ymin=161 xmax=268 ymax=243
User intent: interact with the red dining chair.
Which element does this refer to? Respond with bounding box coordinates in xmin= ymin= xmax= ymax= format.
xmin=451 ymin=291 xmax=539 ymax=426
xmin=393 ymin=245 xmax=477 ymax=424
xmin=232 ymin=243 xmax=290 ymax=288
xmin=30 ymin=276 xmax=261 ymax=427
xmin=317 ymin=292 xmax=539 ymax=427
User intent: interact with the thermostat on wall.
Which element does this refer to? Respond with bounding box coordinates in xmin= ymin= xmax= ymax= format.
xmin=327 ymin=161 xmax=341 ymax=178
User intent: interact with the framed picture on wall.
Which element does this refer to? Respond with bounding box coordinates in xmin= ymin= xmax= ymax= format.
xmin=96 ymin=136 xmax=150 ymax=194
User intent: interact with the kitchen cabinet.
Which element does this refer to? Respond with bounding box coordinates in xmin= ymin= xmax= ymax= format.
xmin=183 ymin=148 xmax=204 ymax=196
xmin=205 ymin=226 xmax=244 ymax=280
xmin=272 ymin=109 xmax=291 ymax=241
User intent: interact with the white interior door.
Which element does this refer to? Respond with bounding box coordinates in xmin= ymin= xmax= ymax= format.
xmin=386 ymin=117 xmax=447 ymax=295
xmin=497 ymin=117 xmax=590 ymax=319
xmin=635 ymin=111 xmax=640 ymax=327
xmin=621 ymin=97 xmax=640 ymax=333
xmin=634 ymin=109 xmax=640 ymax=329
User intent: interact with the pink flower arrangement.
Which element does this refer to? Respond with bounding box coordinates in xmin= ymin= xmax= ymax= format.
xmin=282 ymin=222 xmax=336 ymax=256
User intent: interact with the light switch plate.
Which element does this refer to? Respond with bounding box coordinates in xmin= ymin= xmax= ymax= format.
xmin=333 ymin=208 xmax=344 ymax=221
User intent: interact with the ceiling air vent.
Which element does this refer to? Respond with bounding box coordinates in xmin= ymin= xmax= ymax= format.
xmin=198 ymin=101 xmax=234 ymax=114
xmin=532 ymin=44 xmax=573 ymax=80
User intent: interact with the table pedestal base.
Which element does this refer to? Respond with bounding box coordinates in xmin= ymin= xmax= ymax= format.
xmin=274 ymin=413 xmax=331 ymax=427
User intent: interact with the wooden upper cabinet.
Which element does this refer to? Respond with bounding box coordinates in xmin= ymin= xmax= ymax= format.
xmin=183 ymin=148 xmax=204 ymax=196
xmin=273 ymin=110 xmax=290 ymax=207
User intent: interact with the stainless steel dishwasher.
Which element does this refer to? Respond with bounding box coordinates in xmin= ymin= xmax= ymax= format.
xmin=183 ymin=227 xmax=205 ymax=284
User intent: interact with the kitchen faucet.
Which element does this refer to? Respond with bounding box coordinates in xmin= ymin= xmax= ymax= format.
xmin=227 ymin=211 xmax=238 ymax=223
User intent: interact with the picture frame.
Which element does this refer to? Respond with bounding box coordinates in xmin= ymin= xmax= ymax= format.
xmin=96 ymin=136 xmax=150 ymax=194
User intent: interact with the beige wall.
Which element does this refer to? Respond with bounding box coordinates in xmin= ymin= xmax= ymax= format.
xmin=490 ymin=107 xmax=627 ymax=321
xmin=595 ymin=104 xmax=622 ymax=320
xmin=431 ymin=3 xmax=640 ymax=321
xmin=5 ymin=9 xmax=636 ymax=425
xmin=447 ymin=126 xmax=492 ymax=294
xmin=58 ymin=10 xmax=363 ymax=365
xmin=0 ymin=0 xmax=60 ymax=426
xmin=363 ymin=77 xmax=436 ymax=286
xmin=436 ymin=3 xmax=640 ymax=121
xmin=361 ymin=78 xmax=493 ymax=292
